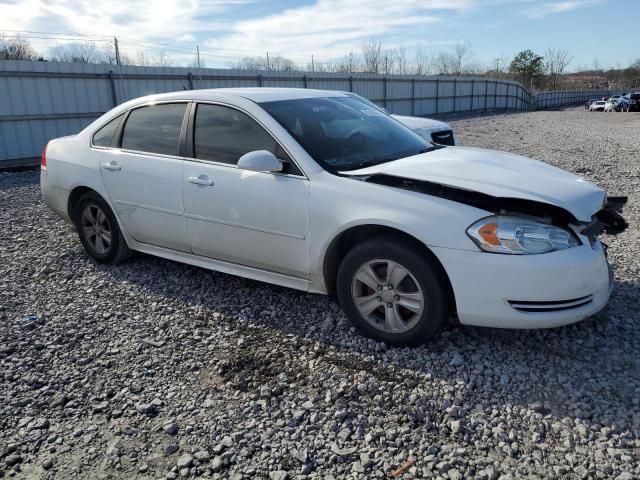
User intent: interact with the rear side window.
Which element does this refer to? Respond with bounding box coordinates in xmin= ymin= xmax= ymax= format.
xmin=121 ymin=103 xmax=186 ymax=156
xmin=92 ymin=114 xmax=123 ymax=147
xmin=194 ymin=104 xmax=280 ymax=165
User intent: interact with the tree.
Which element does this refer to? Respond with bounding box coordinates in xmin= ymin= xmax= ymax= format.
xmin=545 ymin=48 xmax=572 ymax=89
xmin=509 ymin=49 xmax=544 ymax=88
xmin=0 ymin=34 xmax=37 ymax=60
xmin=450 ymin=42 xmax=473 ymax=75
xmin=434 ymin=51 xmax=453 ymax=75
xmin=231 ymin=55 xmax=296 ymax=71
xmin=361 ymin=39 xmax=382 ymax=73
xmin=413 ymin=47 xmax=433 ymax=75
xmin=50 ymin=42 xmax=102 ymax=63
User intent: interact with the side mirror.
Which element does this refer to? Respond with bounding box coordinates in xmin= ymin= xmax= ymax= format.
xmin=237 ymin=150 xmax=283 ymax=173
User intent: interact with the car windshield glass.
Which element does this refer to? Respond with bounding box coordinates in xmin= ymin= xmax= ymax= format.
xmin=630 ymin=94 xmax=640 ymax=99
xmin=260 ymin=96 xmax=437 ymax=173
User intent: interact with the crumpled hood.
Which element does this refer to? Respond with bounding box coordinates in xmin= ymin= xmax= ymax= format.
xmin=341 ymin=146 xmax=606 ymax=222
xmin=391 ymin=114 xmax=451 ymax=132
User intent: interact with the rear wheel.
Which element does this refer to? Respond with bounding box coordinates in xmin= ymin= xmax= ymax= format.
xmin=75 ymin=192 xmax=132 ymax=264
xmin=336 ymin=237 xmax=449 ymax=346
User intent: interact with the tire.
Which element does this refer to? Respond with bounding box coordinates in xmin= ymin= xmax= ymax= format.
xmin=74 ymin=191 xmax=132 ymax=264
xmin=336 ymin=236 xmax=449 ymax=346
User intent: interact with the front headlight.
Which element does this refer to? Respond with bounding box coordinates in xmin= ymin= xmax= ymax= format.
xmin=466 ymin=216 xmax=581 ymax=254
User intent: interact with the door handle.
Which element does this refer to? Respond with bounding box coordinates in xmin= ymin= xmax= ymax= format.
xmin=188 ymin=176 xmax=214 ymax=186
xmin=103 ymin=162 xmax=121 ymax=171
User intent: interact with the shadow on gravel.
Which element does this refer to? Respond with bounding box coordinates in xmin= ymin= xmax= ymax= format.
xmin=0 ymin=170 xmax=40 ymax=191
xmin=97 ymin=251 xmax=640 ymax=432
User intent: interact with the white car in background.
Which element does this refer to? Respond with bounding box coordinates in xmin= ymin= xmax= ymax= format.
xmin=41 ymin=88 xmax=627 ymax=346
xmin=604 ymin=99 xmax=617 ymax=112
xmin=589 ymin=101 xmax=607 ymax=112
xmin=390 ymin=114 xmax=456 ymax=145
xmin=345 ymin=92 xmax=456 ymax=145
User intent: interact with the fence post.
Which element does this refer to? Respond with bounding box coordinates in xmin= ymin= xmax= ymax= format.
xmin=435 ymin=79 xmax=440 ymax=114
xmin=494 ymin=81 xmax=498 ymax=109
xmin=349 ymin=75 xmax=353 ymax=92
xmin=411 ymin=78 xmax=416 ymax=116
xmin=383 ymin=77 xmax=388 ymax=109
xmin=107 ymin=70 xmax=118 ymax=107
xmin=484 ymin=80 xmax=488 ymax=112
xmin=303 ymin=75 xmax=308 ymax=88
xmin=257 ymin=74 xmax=263 ymax=87
xmin=452 ymin=78 xmax=457 ymax=113
xmin=470 ymin=79 xmax=475 ymax=112
xmin=187 ymin=72 xmax=194 ymax=90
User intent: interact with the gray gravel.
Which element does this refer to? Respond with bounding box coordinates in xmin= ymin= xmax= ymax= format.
xmin=1 ymin=106 xmax=639 ymax=479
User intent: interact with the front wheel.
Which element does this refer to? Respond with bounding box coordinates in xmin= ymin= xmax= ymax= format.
xmin=336 ymin=237 xmax=449 ymax=346
xmin=75 ymin=192 xmax=132 ymax=264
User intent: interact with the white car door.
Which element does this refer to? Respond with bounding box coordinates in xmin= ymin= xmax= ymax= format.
xmin=100 ymin=102 xmax=190 ymax=252
xmin=182 ymin=102 xmax=310 ymax=278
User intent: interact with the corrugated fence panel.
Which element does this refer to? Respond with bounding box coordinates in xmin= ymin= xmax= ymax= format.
xmin=0 ymin=59 xmax=616 ymax=163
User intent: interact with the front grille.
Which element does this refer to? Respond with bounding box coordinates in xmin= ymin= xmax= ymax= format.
xmin=431 ymin=130 xmax=455 ymax=146
xmin=508 ymin=295 xmax=593 ymax=313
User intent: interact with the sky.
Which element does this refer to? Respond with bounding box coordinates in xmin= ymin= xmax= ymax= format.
xmin=0 ymin=0 xmax=638 ymax=70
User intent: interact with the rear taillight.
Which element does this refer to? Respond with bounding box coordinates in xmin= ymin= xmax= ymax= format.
xmin=41 ymin=143 xmax=48 ymax=171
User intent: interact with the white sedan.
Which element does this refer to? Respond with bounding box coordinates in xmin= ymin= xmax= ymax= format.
xmin=344 ymin=93 xmax=456 ymax=145
xmin=589 ymin=101 xmax=607 ymax=112
xmin=41 ymin=88 xmax=627 ymax=346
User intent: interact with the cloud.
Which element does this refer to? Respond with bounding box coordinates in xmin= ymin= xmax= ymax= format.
xmin=203 ymin=0 xmax=475 ymax=62
xmin=525 ymin=0 xmax=600 ymax=19
xmin=0 ymin=0 xmax=247 ymax=42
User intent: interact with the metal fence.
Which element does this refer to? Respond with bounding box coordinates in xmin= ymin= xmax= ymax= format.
xmin=533 ymin=89 xmax=615 ymax=109
xmin=0 ymin=59 xmax=610 ymax=166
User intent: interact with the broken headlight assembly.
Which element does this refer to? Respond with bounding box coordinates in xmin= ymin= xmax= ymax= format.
xmin=466 ymin=216 xmax=580 ymax=254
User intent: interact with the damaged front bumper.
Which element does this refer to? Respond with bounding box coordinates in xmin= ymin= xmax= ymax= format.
xmin=432 ymin=241 xmax=613 ymax=329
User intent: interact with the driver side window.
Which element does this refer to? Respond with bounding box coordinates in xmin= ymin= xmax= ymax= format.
xmin=193 ymin=103 xmax=301 ymax=175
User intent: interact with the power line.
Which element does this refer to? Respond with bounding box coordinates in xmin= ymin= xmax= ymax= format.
xmin=0 ymin=29 xmax=113 ymax=39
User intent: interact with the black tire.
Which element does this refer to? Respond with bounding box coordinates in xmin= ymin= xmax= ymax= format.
xmin=74 ymin=191 xmax=132 ymax=264
xmin=336 ymin=236 xmax=449 ymax=346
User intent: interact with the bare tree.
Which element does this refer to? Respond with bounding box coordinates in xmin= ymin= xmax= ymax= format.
xmin=434 ymin=51 xmax=453 ymax=75
xmin=545 ymin=48 xmax=572 ymax=89
xmin=387 ymin=47 xmax=408 ymax=75
xmin=0 ymin=34 xmax=37 ymax=60
xmin=330 ymin=51 xmax=358 ymax=73
xmin=592 ymin=58 xmax=601 ymax=73
xmin=231 ymin=55 xmax=296 ymax=71
xmin=450 ymin=42 xmax=473 ymax=75
xmin=413 ymin=47 xmax=433 ymax=75
xmin=361 ymin=39 xmax=382 ymax=73
xmin=50 ymin=41 xmax=102 ymax=63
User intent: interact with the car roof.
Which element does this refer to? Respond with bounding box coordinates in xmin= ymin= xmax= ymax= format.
xmin=127 ymin=87 xmax=349 ymax=104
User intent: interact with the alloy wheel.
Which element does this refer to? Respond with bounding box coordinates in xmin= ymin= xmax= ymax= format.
xmin=351 ymin=259 xmax=425 ymax=334
xmin=81 ymin=204 xmax=112 ymax=254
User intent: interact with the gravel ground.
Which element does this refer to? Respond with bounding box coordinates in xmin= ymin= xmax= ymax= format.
xmin=1 ymin=106 xmax=638 ymax=480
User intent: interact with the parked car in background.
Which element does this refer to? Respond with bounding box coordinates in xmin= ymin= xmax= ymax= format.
xmin=615 ymin=96 xmax=629 ymax=112
xmin=604 ymin=99 xmax=617 ymax=112
xmin=40 ymin=88 xmax=627 ymax=346
xmin=589 ymin=101 xmax=607 ymax=112
xmin=623 ymin=93 xmax=640 ymax=112
xmin=585 ymin=98 xmax=599 ymax=109
xmin=345 ymin=92 xmax=456 ymax=145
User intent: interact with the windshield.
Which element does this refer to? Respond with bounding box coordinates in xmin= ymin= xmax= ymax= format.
xmin=630 ymin=93 xmax=640 ymax=99
xmin=260 ymin=96 xmax=436 ymax=173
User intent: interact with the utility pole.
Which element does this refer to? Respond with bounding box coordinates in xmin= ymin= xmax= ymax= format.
xmin=196 ymin=45 xmax=201 ymax=69
xmin=113 ymin=37 xmax=121 ymax=66
xmin=266 ymin=51 xmax=270 ymax=70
